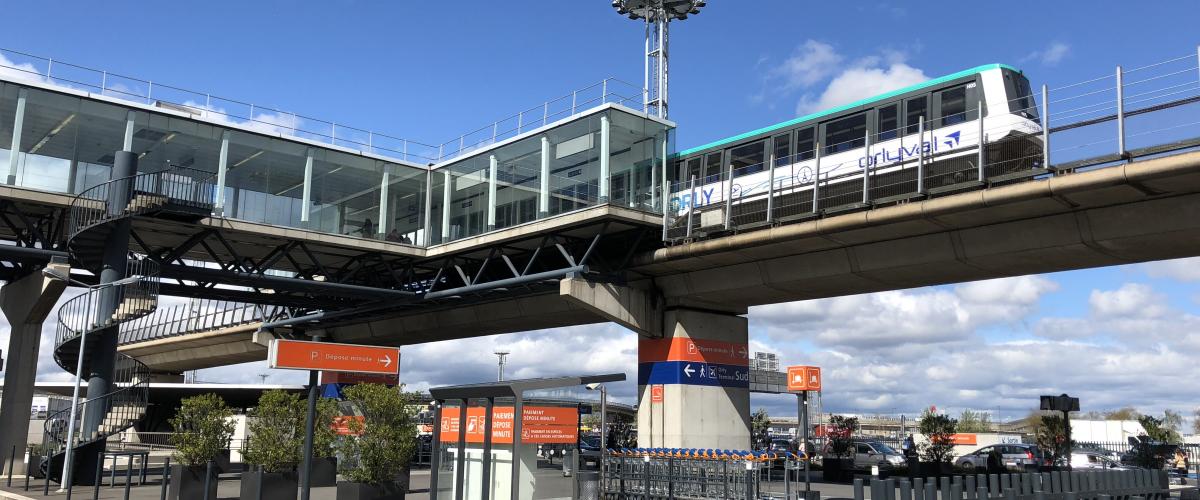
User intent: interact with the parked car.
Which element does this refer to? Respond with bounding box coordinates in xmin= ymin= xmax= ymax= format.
xmin=955 ymin=444 xmax=1043 ymax=471
xmin=853 ymin=441 xmax=905 ymax=470
xmin=1069 ymin=451 xmax=1136 ymax=470
xmin=1074 ymin=443 xmax=1122 ymax=462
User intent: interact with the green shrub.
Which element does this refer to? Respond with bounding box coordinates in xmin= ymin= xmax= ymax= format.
xmin=918 ymin=410 xmax=957 ymax=464
xmin=337 ymin=384 xmax=418 ymax=485
xmin=827 ymin=415 xmax=859 ymax=459
xmin=243 ymin=390 xmax=304 ymax=472
xmin=170 ymin=393 xmax=236 ymax=467
xmin=313 ymin=397 xmax=340 ymax=458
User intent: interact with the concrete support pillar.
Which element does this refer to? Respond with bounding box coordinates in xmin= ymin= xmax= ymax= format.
xmin=487 ymin=155 xmax=498 ymax=231
xmin=599 ymin=114 xmax=611 ymax=202
xmin=0 ymin=260 xmax=68 ymax=474
xmin=539 ymin=136 xmax=550 ymax=218
xmin=637 ymin=308 xmax=750 ymax=449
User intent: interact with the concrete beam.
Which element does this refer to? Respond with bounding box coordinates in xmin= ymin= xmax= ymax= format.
xmin=559 ymin=277 xmax=661 ymax=337
xmin=0 ymin=261 xmax=68 ymax=474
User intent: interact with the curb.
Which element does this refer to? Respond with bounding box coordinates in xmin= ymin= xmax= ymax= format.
xmin=0 ymin=489 xmax=38 ymax=500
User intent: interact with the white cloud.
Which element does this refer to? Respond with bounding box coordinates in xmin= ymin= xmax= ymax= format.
xmin=1089 ymin=283 xmax=1169 ymax=319
xmin=771 ymin=41 xmax=844 ymax=90
xmin=0 ymin=52 xmax=50 ymax=85
xmin=1021 ymin=42 xmax=1071 ymax=66
xmin=795 ymin=61 xmax=929 ymax=115
xmin=1142 ymin=257 xmax=1200 ymax=282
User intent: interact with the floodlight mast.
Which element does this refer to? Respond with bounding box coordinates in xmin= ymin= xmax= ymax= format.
xmin=612 ymin=0 xmax=705 ymax=119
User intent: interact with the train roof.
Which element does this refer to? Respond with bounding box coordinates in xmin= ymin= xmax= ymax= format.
xmin=677 ymin=63 xmax=1022 ymax=157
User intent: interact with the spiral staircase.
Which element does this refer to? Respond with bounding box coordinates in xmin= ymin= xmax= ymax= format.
xmin=41 ymin=162 xmax=214 ymax=484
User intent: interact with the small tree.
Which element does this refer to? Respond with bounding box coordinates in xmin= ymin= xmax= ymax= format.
xmin=1035 ymin=414 xmax=1070 ymax=466
xmin=957 ymin=410 xmax=991 ymax=433
xmin=170 ymin=393 xmax=236 ymax=467
xmin=918 ymin=410 xmax=957 ymax=463
xmin=338 ymin=384 xmax=418 ymax=485
xmin=243 ymin=390 xmax=304 ymax=472
xmin=826 ymin=415 xmax=859 ymax=459
xmin=1192 ymin=408 xmax=1200 ymax=435
xmin=751 ymin=408 xmax=771 ymax=449
xmin=313 ymin=397 xmax=341 ymax=459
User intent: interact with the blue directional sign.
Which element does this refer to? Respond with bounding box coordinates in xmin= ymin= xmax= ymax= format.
xmin=637 ymin=361 xmax=749 ymax=388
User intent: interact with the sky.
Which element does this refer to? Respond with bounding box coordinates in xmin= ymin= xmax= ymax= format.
xmin=1 ymin=1 xmax=1200 ymax=425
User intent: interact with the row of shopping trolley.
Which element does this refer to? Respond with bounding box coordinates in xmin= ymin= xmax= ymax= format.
xmin=601 ymin=448 xmax=817 ymax=499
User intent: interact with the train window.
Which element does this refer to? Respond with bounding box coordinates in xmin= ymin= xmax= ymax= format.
xmin=704 ymin=152 xmax=723 ymax=183
xmin=729 ymin=140 xmax=766 ymax=176
xmin=1008 ymin=73 xmax=1039 ymax=119
xmin=795 ymin=127 xmax=815 ymax=160
xmin=684 ymin=157 xmax=701 ymax=183
xmin=905 ymin=96 xmax=928 ymax=135
xmin=938 ymin=86 xmax=968 ymax=127
xmin=824 ymin=113 xmax=867 ymax=154
xmin=878 ymin=104 xmax=899 ymax=140
xmin=772 ymin=133 xmax=791 ymax=167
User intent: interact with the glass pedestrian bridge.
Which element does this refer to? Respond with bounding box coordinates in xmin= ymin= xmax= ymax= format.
xmin=0 ymin=49 xmax=674 ymax=248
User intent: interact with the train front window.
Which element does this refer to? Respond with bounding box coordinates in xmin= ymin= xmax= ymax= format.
xmin=1009 ymin=73 xmax=1039 ymax=119
xmin=824 ymin=113 xmax=867 ymax=155
xmin=905 ymin=96 xmax=928 ymax=135
xmin=772 ymin=133 xmax=790 ymax=167
xmin=796 ymin=128 xmax=815 ymax=160
xmin=878 ymin=104 xmax=899 ymax=140
xmin=730 ymin=140 xmax=766 ymax=177
xmin=938 ymin=86 xmax=968 ymax=127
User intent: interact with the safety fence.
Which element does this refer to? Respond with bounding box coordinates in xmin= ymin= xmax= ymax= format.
xmin=602 ymin=448 xmax=813 ymax=499
xmin=849 ymin=469 xmax=1172 ymax=500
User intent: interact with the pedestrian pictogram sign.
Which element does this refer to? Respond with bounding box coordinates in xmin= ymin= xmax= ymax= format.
xmin=787 ymin=365 xmax=821 ymax=392
xmin=268 ymin=339 xmax=400 ymax=375
xmin=650 ymin=384 xmax=664 ymax=404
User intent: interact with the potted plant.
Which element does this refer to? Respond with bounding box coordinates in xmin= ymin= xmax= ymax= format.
xmin=168 ymin=393 xmax=235 ymax=500
xmin=241 ymin=390 xmax=304 ymax=500
xmin=300 ymin=397 xmax=341 ymax=488
xmin=821 ymin=415 xmax=859 ymax=482
xmin=917 ymin=410 xmax=957 ymax=477
xmin=336 ymin=384 xmax=418 ymax=500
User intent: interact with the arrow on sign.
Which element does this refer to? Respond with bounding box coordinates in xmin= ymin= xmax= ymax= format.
xmin=381 ymin=355 xmax=393 ymax=368
xmin=683 ymin=364 xmax=695 ymax=377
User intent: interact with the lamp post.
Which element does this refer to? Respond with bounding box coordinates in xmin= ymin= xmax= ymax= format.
xmin=587 ymin=383 xmax=608 ymax=488
xmin=494 ymin=350 xmax=510 ymax=382
xmin=612 ymin=0 xmax=705 ymax=119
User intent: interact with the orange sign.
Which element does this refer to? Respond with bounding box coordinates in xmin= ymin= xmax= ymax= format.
xmin=787 ymin=365 xmax=822 ymax=392
xmin=638 ymin=338 xmax=749 ymax=365
xmin=438 ymin=406 xmax=578 ymax=444
xmin=332 ymin=415 xmax=366 ymax=436
xmin=650 ymin=385 xmax=664 ymax=404
xmin=268 ymin=339 xmax=400 ymax=375
xmin=948 ymin=434 xmax=977 ymax=445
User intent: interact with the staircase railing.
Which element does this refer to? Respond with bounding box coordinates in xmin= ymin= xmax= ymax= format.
xmin=68 ymin=165 xmax=216 ymax=240
xmin=119 ymin=299 xmax=286 ymax=345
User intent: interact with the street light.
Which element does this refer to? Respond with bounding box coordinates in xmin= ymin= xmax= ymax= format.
xmin=611 ymin=0 xmax=705 ymax=119
xmin=494 ymin=350 xmax=510 ymax=382
xmin=586 ymin=382 xmax=608 ymax=483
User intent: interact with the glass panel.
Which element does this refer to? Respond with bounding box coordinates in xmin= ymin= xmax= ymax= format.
xmin=494 ymin=135 xmax=540 ymax=229
xmin=685 ymin=157 xmax=701 ymax=182
xmin=878 ymin=104 xmax=899 ymax=140
xmin=0 ymin=83 xmax=15 ymax=173
xmin=130 ymin=110 xmax=226 ymax=177
xmin=729 ymin=140 xmax=765 ymax=177
xmin=795 ymin=127 xmax=815 ymax=161
xmin=382 ymin=165 xmax=426 ymax=245
xmin=772 ymin=132 xmax=790 ymax=167
xmin=608 ymin=110 xmax=670 ymax=211
xmin=905 ymin=96 xmax=928 ymax=135
xmin=546 ymin=114 xmax=602 ymax=217
xmin=824 ymin=112 xmax=867 ymax=154
xmin=428 ymin=172 xmax=447 ymax=245
xmin=938 ymin=85 xmax=968 ymax=127
xmin=444 ymin=154 xmax=490 ymax=240
xmin=14 ymin=87 xmax=127 ymax=193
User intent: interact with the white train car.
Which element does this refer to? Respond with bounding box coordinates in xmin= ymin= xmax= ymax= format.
xmin=668 ymin=64 xmax=1044 ymax=235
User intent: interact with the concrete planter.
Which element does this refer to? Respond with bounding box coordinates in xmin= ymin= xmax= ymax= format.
xmin=167 ymin=464 xmax=218 ymax=500
xmin=336 ymin=481 xmax=405 ymax=500
xmin=821 ymin=458 xmax=855 ymax=482
xmin=240 ymin=469 xmax=298 ymax=500
xmin=300 ymin=456 xmax=338 ymax=487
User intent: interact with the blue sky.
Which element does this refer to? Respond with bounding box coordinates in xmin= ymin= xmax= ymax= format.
xmin=2 ymin=1 xmax=1199 ymax=424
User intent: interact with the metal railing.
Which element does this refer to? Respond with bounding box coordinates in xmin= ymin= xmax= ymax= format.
xmin=118 ymin=299 xmax=285 ymax=346
xmin=846 ymin=469 xmax=1172 ymax=500
xmin=664 ymin=47 xmax=1200 ymax=243
xmin=68 ymin=165 xmax=216 ymax=244
xmin=0 ymin=47 xmax=646 ymax=165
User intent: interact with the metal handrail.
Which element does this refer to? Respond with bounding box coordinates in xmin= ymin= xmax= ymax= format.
xmin=67 ymin=165 xmax=216 ymax=244
xmin=118 ymin=300 xmax=286 ymax=346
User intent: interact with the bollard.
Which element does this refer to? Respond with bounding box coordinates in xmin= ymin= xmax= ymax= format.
xmin=745 ymin=466 xmax=755 ymax=500
xmin=159 ymin=458 xmax=171 ymax=500
xmin=900 ymin=479 xmax=913 ymax=500
xmin=854 ymin=478 xmax=864 ymax=500
xmin=924 ymin=481 xmax=937 ymax=500
xmin=124 ymin=459 xmax=133 ymax=500
xmin=94 ymin=452 xmax=104 ymax=500
xmin=24 ymin=452 xmax=30 ymax=491
xmin=966 ymin=475 xmax=977 ymax=500
xmin=256 ymin=465 xmax=264 ymax=500
xmin=203 ymin=460 xmax=214 ymax=500
xmin=7 ymin=445 xmax=14 ymax=486
xmin=914 ymin=478 xmax=925 ymax=500
xmin=978 ymin=486 xmax=990 ymax=500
